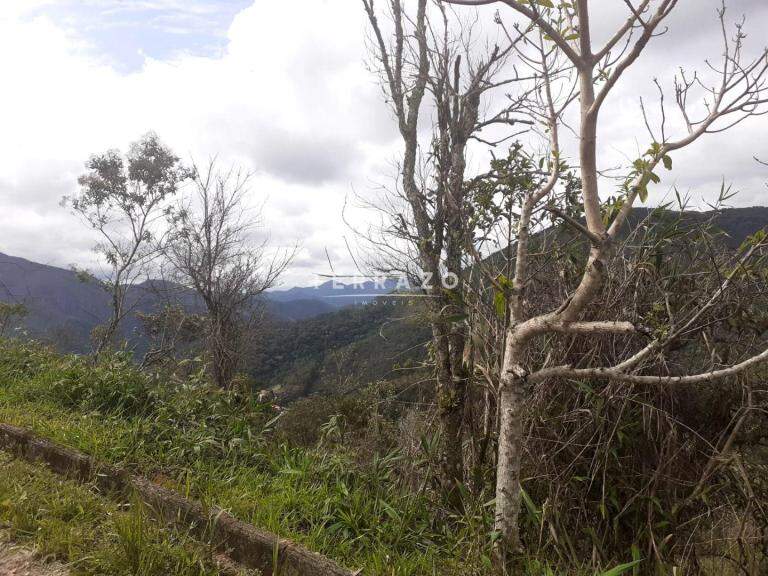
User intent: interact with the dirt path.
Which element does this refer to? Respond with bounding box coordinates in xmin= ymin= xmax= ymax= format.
xmin=0 ymin=535 xmax=68 ymax=576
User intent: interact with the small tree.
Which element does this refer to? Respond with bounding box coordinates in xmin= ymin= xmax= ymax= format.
xmin=65 ymin=133 xmax=190 ymax=355
xmin=361 ymin=0 xmax=527 ymax=506
xmin=446 ymin=0 xmax=768 ymax=567
xmin=165 ymin=160 xmax=293 ymax=389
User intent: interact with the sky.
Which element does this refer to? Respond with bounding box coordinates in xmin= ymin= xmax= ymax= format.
xmin=0 ymin=0 xmax=766 ymax=287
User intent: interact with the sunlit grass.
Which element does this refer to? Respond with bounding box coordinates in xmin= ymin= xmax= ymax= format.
xmin=0 ymin=453 xmax=229 ymax=576
xmin=0 ymin=339 xmax=594 ymax=575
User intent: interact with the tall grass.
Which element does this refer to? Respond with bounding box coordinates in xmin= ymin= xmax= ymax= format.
xmin=0 ymin=339 xmax=639 ymax=575
xmin=0 ymin=454 xmax=227 ymax=576
xmin=0 ymin=340 xmax=486 ymax=574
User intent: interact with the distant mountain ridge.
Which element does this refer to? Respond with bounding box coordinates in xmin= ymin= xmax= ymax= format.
xmin=267 ymin=278 xmax=399 ymax=306
xmin=0 ymin=253 xmax=374 ymax=353
xmin=0 ymin=206 xmax=768 ymax=360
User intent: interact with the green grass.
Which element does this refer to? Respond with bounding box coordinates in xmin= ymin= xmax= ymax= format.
xmin=0 ymin=340 xmax=600 ymax=576
xmin=0 ymin=341 xmax=486 ymax=575
xmin=0 ymin=451 xmax=239 ymax=576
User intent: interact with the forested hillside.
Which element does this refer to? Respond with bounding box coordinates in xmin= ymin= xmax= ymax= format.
xmin=3 ymin=206 xmax=768 ymax=402
xmin=250 ymin=299 xmax=431 ymax=400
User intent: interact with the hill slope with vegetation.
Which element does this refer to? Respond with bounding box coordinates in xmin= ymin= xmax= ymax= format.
xmin=250 ymin=299 xmax=431 ymax=400
xmin=0 ymin=340 xmax=493 ymax=576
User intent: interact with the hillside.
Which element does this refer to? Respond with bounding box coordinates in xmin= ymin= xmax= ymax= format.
xmin=250 ymin=299 xmax=431 ymax=400
xmin=1 ymin=206 xmax=768 ymax=402
xmin=0 ymin=339 xmax=481 ymax=575
xmin=0 ymin=254 xmax=364 ymax=353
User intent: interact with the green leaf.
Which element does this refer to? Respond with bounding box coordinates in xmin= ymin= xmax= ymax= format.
xmin=520 ymin=486 xmax=541 ymax=522
xmin=631 ymin=544 xmax=642 ymax=576
xmin=662 ymin=155 xmax=672 ymax=170
xmin=648 ymin=172 xmax=661 ymax=184
xmin=637 ymin=184 xmax=648 ymax=203
xmin=597 ymin=560 xmax=643 ymax=576
xmin=493 ymin=289 xmax=507 ymax=320
xmin=648 ymin=142 xmax=662 ymax=155
xmin=534 ymin=0 xmax=555 ymax=7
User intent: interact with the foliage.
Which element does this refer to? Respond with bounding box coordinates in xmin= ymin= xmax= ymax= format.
xmin=249 ymin=299 xmax=431 ymax=401
xmin=63 ymin=133 xmax=190 ymax=354
xmin=0 ymin=302 xmax=27 ymax=337
xmin=0 ymin=340 xmax=487 ymax=575
xmin=2 ymin=266 xmax=766 ymax=575
xmin=0 ymin=455 xmax=226 ymax=576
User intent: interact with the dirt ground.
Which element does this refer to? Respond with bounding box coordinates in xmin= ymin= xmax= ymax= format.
xmin=0 ymin=534 xmax=68 ymax=576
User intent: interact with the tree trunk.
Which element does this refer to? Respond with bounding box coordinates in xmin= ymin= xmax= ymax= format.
xmin=433 ymin=318 xmax=466 ymax=508
xmin=492 ymin=197 xmax=538 ymax=569
xmin=435 ymin=128 xmax=471 ymax=507
xmin=492 ymin=333 xmax=526 ymax=569
xmin=93 ymin=286 xmax=124 ymax=357
xmin=210 ymin=312 xmax=237 ymax=389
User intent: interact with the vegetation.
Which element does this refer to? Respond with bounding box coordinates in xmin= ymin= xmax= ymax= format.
xmin=2 ymin=334 xmax=764 ymax=574
xmin=64 ymin=133 xmax=190 ymax=356
xmin=0 ymin=454 xmax=227 ymax=576
xmin=0 ymin=302 xmax=27 ymax=338
xmin=250 ymin=299 xmax=431 ymax=400
xmin=0 ymin=339 xmax=491 ymax=575
xmin=163 ymin=160 xmax=294 ymax=389
xmin=361 ymin=0 xmax=768 ymax=567
xmin=3 ymin=1 xmax=768 ymax=575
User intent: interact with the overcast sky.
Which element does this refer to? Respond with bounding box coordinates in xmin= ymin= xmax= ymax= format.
xmin=0 ymin=0 xmax=766 ymax=287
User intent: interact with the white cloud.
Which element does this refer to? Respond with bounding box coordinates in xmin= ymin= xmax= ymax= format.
xmin=0 ymin=0 xmax=398 ymax=286
xmin=0 ymin=0 xmax=58 ymax=19
xmin=0 ymin=0 xmax=766 ymax=288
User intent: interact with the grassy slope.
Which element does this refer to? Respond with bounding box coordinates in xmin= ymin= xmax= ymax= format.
xmin=0 ymin=341 xmax=483 ymax=576
xmin=0 ymin=341 xmax=633 ymax=575
xmin=0 ymin=452 xmax=230 ymax=576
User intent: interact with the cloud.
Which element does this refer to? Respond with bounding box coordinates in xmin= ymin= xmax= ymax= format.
xmin=0 ymin=0 xmax=57 ymax=19
xmin=0 ymin=0 xmax=399 ymax=286
xmin=0 ymin=0 xmax=766 ymax=287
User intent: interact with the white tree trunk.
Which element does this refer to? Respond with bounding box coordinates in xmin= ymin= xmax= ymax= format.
xmin=493 ymin=341 xmax=526 ymax=562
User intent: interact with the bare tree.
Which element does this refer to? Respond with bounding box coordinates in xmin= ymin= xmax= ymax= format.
xmin=137 ymin=305 xmax=205 ymax=369
xmin=443 ymin=0 xmax=768 ymax=567
xmin=164 ymin=160 xmax=293 ymax=389
xmin=360 ymin=0 xmax=528 ymax=504
xmin=65 ymin=133 xmax=190 ymax=355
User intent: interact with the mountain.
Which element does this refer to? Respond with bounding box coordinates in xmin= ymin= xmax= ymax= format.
xmin=0 ymin=254 xmax=370 ymax=353
xmin=0 ymin=253 xmax=113 ymax=350
xmin=267 ymin=298 xmax=337 ymax=321
xmin=267 ymin=279 xmax=399 ymax=308
xmin=2 ymin=206 xmax=768 ymax=399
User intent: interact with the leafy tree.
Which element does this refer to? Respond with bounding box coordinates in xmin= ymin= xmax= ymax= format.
xmin=65 ymin=133 xmax=190 ymax=355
